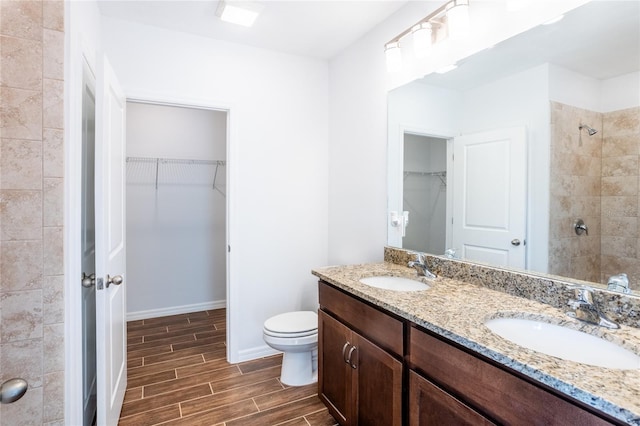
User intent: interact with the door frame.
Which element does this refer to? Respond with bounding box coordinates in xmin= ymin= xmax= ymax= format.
xmin=387 ymin=123 xmax=454 ymax=251
xmin=65 ymin=52 xmax=237 ymax=421
xmin=65 ymin=34 xmax=98 ymax=426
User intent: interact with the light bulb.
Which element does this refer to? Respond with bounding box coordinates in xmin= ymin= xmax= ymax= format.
xmin=385 ymin=42 xmax=403 ymax=73
xmin=412 ymin=23 xmax=432 ymax=59
xmin=446 ymin=0 xmax=470 ymax=40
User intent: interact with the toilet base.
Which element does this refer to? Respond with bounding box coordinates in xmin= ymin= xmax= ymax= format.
xmin=280 ymin=350 xmax=318 ymax=387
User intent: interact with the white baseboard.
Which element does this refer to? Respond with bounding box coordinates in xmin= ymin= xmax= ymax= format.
xmin=234 ymin=345 xmax=281 ymax=363
xmin=127 ymin=299 xmax=226 ymax=321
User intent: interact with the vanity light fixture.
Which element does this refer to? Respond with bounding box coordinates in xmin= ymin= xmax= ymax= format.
xmin=446 ymin=0 xmax=470 ymax=40
xmin=384 ymin=0 xmax=471 ymax=73
xmin=215 ymin=0 xmax=263 ymax=27
xmin=412 ymin=22 xmax=433 ymax=58
xmin=385 ymin=42 xmax=403 ymax=73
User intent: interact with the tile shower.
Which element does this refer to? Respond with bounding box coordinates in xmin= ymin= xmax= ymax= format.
xmin=550 ymin=101 xmax=640 ymax=291
xmin=0 ymin=0 xmax=65 ymax=424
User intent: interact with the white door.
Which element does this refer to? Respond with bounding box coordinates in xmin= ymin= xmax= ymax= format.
xmin=95 ymin=55 xmax=127 ymax=426
xmin=452 ymin=127 xmax=527 ymax=268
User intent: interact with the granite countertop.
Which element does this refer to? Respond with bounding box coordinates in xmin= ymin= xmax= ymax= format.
xmin=312 ymin=262 xmax=640 ymax=425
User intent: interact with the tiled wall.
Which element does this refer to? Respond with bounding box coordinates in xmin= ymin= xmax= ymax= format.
xmin=0 ymin=1 xmax=65 ymax=424
xmin=600 ymin=106 xmax=640 ymax=291
xmin=549 ymin=102 xmax=640 ymax=292
xmin=549 ymin=101 xmax=602 ymax=283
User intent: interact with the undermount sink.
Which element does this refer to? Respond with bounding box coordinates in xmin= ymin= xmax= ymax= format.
xmin=359 ymin=276 xmax=430 ymax=292
xmin=485 ymin=317 xmax=640 ymax=370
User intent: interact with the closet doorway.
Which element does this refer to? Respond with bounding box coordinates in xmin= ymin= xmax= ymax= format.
xmin=125 ymin=101 xmax=228 ymax=321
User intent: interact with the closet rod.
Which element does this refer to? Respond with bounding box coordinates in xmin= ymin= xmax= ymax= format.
xmin=126 ymin=156 xmax=226 ymax=166
xmin=126 ymin=156 xmax=227 ymax=191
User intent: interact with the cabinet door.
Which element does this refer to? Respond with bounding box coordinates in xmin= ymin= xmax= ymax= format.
xmin=409 ymin=371 xmax=495 ymax=426
xmin=319 ymin=310 xmax=353 ymax=425
xmin=353 ymin=333 xmax=403 ymax=426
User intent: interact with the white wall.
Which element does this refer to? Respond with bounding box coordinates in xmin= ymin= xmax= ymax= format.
xmin=602 ymin=72 xmax=640 ymax=112
xmin=328 ymin=1 xmax=443 ymax=265
xmin=100 ymin=17 xmax=328 ymax=361
xmin=126 ymin=102 xmax=227 ymax=318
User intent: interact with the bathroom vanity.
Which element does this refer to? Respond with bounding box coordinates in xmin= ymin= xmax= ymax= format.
xmin=314 ymin=249 xmax=640 ymax=425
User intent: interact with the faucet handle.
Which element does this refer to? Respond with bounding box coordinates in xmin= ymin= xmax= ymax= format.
xmin=411 ymin=252 xmax=425 ymax=263
xmin=567 ymin=285 xmax=594 ymax=303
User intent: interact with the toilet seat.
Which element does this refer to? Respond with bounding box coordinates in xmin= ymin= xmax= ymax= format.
xmin=263 ymin=311 xmax=318 ymax=338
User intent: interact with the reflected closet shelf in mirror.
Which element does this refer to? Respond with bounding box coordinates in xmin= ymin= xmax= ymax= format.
xmin=403 ymin=170 xmax=446 ymax=187
xmin=126 ymin=156 xmax=226 ymax=195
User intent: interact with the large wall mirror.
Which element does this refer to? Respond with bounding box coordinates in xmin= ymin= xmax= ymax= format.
xmin=387 ymin=1 xmax=640 ymax=293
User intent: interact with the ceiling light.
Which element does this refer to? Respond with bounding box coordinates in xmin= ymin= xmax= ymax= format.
xmin=385 ymin=42 xmax=403 ymax=73
xmin=412 ymin=23 xmax=433 ymax=58
xmin=215 ymin=1 xmax=263 ymax=27
xmin=446 ymin=0 xmax=470 ymax=40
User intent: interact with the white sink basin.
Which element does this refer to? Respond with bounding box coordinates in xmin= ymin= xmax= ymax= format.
xmin=359 ymin=276 xmax=430 ymax=291
xmin=485 ymin=317 xmax=640 ymax=370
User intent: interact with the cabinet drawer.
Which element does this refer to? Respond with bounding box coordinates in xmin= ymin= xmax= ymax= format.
xmin=319 ymin=281 xmax=403 ymax=356
xmin=408 ymin=326 xmax=616 ymax=425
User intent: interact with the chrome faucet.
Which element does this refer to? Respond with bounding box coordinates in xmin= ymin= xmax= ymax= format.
xmin=408 ymin=253 xmax=436 ymax=279
xmin=566 ymin=286 xmax=619 ymax=329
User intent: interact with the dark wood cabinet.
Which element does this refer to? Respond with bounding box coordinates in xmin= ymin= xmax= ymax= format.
xmin=319 ymin=285 xmax=403 ymax=426
xmin=409 ymin=370 xmax=495 ymax=426
xmin=317 ymin=280 xmax=622 ymax=426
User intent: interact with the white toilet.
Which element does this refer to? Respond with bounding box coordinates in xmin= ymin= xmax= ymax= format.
xmin=263 ymin=311 xmax=318 ymax=386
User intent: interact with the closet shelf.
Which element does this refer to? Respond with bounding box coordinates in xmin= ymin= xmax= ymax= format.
xmin=403 ymin=170 xmax=447 ymax=187
xmin=126 ymin=156 xmax=227 ymax=195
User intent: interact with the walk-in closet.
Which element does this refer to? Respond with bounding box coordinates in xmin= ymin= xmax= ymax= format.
xmin=125 ymin=102 xmax=227 ymax=319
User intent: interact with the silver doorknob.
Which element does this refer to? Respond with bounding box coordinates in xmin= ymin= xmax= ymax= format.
xmin=81 ymin=273 xmax=96 ymax=288
xmin=511 ymin=239 xmax=521 ymax=246
xmin=106 ymin=274 xmax=124 ymax=288
xmin=0 ymin=378 xmax=28 ymax=404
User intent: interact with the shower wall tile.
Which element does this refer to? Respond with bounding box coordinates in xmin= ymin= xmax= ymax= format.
xmin=0 ymin=87 xmax=43 ymax=140
xmin=601 ymin=216 xmax=637 ymax=237
xmin=42 ymin=275 xmax=63 ymax=324
xmin=42 ymin=78 xmax=63 ymax=129
xmin=601 ymin=236 xmax=637 ymax=259
xmin=0 ymin=1 xmax=42 ymax=40
xmin=602 ymin=155 xmax=638 ymax=177
xmin=1 ymin=384 xmax=43 ymax=424
xmin=0 ymin=35 xmax=42 ymax=90
xmin=0 ymin=2 xmax=65 ymax=424
xmin=43 ymin=128 xmax=63 ymax=178
xmin=43 ymin=177 xmax=63 ymax=226
xmin=0 ymin=240 xmax=43 ymax=291
xmin=602 ymin=135 xmax=638 ymax=156
xmin=42 ymin=0 xmax=63 ymax=32
xmin=42 ymin=29 xmax=63 ymax=80
xmin=0 ymin=190 xmax=43 ymax=240
xmin=0 ymin=290 xmax=43 ymax=342
xmin=43 ymin=371 xmax=64 ymax=423
xmin=602 ymin=175 xmax=638 ymax=196
xmin=43 ymin=323 xmax=63 ymax=373
xmin=602 ymin=196 xmax=638 ymax=217
xmin=43 ymin=226 xmax=63 ymax=276
xmin=0 ymin=139 xmax=42 ymax=190
xmin=0 ymin=338 xmax=43 ymax=387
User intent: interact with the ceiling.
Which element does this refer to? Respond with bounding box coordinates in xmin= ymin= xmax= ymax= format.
xmin=97 ymin=0 xmax=411 ymax=59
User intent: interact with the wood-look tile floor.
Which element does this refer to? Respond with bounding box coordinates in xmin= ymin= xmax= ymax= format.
xmin=119 ymin=309 xmax=337 ymax=426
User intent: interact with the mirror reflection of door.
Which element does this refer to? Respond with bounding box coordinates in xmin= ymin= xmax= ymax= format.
xmin=402 ymin=134 xmax=448 ymax=254
xmin=81 ymin=60 xmax=98 ymax=426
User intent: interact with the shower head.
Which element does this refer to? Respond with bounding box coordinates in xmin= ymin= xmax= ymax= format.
xmin=579 ymin=124 xmax=598 ymax=136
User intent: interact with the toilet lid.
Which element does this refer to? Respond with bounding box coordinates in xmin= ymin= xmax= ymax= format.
xmin=264 ymin=311 xmax=318 ymax=334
